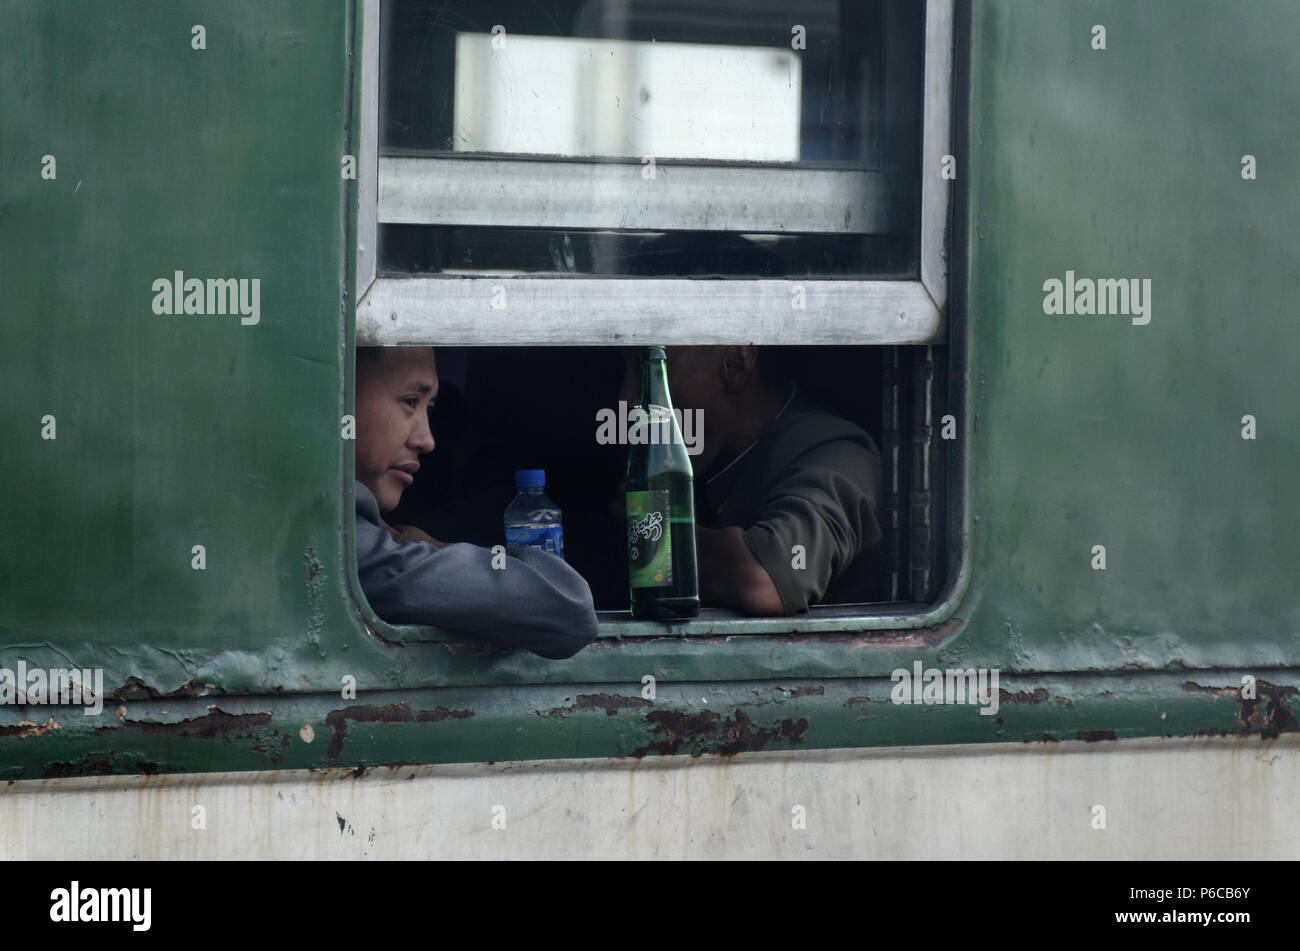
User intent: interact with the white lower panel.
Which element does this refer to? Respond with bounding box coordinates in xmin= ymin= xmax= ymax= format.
xmin=1 ymin=736 xmax=1293 ymax=860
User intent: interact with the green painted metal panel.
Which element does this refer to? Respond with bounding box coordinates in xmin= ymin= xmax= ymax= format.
xmin=1 ymin=670 xmax=1290 ymax=780
xmin=961 ymin=0 xmax=1300 ymax=672
xmin=1 ymin=1 xmax=360 ymax=693
xmin=2 ymin=0 xmax=1298 ymax=778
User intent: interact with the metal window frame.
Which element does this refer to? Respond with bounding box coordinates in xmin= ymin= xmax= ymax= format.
xmin=377 ymin=158 xmax=895 ymax=235
xmin=356 ymin=0 xmax=380 ymax=303
xmin=350 ymin=0 xmax=966 ymax=638
xmin=354 ymin=0 xmax=954 ymax=347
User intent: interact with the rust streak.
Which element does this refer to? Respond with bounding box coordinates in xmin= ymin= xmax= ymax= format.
xmin=42 ymin=756 xmax=114 ymax=778
xmin=631 ymin=708 xmax=809 ymax=758
xmin=1182 ymin=679 xmax=1299 ymax=738
xmin=123 ymin=708 xmax=272 ymax=740
xmin=999 ymin=687 xmax=1050 ymax=705
xmin=542 ymin=693 xmax=653 ymax=718
xmin=111 ymin=677 xmax=219 ymax=701
xmin=1075 ymin=729 xmax=1117 ymax=742
xmin=324 ymin=703 xmax=412 ymax=760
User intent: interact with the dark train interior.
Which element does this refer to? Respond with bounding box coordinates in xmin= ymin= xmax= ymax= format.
xmin=383 ymin=345 xmax=886 ymax=611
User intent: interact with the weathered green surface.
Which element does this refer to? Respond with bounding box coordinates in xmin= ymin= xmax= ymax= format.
xmin=963 ymin=0 xmax=1300 ymax=673
xmin=0 ymin=670 xmax=1291 ymax=781
xmin=2 ymin=0 xmax=1298 ymax=778
xmin=0 ymin=1 xmax=357 ymax=693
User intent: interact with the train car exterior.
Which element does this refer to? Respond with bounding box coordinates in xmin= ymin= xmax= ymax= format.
xmin=2 ymin=0 xmax=1298 ymax=859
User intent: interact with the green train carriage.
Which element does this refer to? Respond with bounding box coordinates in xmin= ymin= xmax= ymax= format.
xmin=1 ymin=0 xmax=1297 ymax=859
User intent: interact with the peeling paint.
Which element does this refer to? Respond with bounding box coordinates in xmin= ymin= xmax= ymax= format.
xmin=1182 ymin=679 xmax=1299 ymax=739
xmin=314 ymin=703 xmax=476 ymax=760
xmin=324 ymin=703 xmax=412 ymax=760
xmin=110 ymin=678 xmax=216 ymax=701
xmin=250 ymin=732 xmax=292 ymax=764
xmin=122 ymin=708 xmax=272 ymax=740
xmin=415 ymin=707 xmax=474 ymax=722
xmin=0 ymin=719 xmax=61 ymax=739
xmin=631 ymin=708 xmax=809 ymax=758
xmin=1075 ymin=729 xmax=1117 ymax=742
xmin=542 ymin=694 xmax=652 ymax=718
xmin=305 ymin=546 xmax=326 ymax=655
xmin=42 ymin=756 xmax=114 ymax=778
xmin=999 ymin=687 xmax=1049 ymax=704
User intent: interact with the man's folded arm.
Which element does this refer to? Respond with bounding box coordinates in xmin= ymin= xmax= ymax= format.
xmin=356 ymin=514 xmax=598 ymax=660
xmin=740 ymin=451 xmax=883 ymax=614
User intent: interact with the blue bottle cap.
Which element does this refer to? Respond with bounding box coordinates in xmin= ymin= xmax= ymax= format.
xmin=515 ymin=469 xmax=546 ymax=489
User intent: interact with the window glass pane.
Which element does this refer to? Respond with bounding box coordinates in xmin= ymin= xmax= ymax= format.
xmin=452 ymin=35 xmax=802 ymax=162
xmin=379 ymin=0 xmax=924 ymax=279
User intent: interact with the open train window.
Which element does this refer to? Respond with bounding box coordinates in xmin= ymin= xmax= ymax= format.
xmin=379 ymin=344 xmax=953 ymax=622
xmin=350 ymin=0 xmax=962 ymax=638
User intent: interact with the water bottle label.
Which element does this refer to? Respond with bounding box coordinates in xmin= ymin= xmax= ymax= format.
xmin=505 ymin=525 xmax=565 ymax=559
xmin=627 ymin=490 xmax=672 ymax=588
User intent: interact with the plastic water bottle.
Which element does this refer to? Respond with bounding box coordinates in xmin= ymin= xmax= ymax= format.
xmin=504 ymin=469 xmax=565 ymax=559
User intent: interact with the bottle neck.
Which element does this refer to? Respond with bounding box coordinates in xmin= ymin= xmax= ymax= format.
xmin=641 ymin=353 xmax=672 ymax=411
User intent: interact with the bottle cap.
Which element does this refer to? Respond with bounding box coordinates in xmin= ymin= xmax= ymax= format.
xmin=515 ymin=469 xmax=546 ymax=489
xmin=646 ymin=346 xmax=666 ymax=361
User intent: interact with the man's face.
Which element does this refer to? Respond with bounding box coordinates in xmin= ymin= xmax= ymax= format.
xmin=619 ymin=346 xmax=728 ymax=473
xmin=662 ymin=347 xmax=724 ymax=417
xmin=355 ymin=347 xmax=439 ymax=512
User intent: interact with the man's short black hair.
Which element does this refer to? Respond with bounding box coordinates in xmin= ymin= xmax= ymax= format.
xmin=356 ymin=346 xmax=435 ymax=367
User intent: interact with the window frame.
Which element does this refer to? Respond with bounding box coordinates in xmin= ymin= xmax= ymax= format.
xmin=355 ymin=0 xmax=954 ymax=346
xmin=348 ymin=0 xmax=968 ymax=640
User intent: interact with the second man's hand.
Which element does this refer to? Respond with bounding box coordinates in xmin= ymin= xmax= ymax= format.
xmin=694 ymin=525 xmax=785 ymax=616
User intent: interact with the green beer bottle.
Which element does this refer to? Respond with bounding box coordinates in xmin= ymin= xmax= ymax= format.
xmin=625 ymin=346 xmax=700 ymax=619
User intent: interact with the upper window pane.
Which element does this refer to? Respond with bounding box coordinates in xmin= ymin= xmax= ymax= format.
xmin=378 ymin=0 xmax=925 ymax=279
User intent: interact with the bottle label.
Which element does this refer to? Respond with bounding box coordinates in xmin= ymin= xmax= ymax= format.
xmin=505 ymin=525 xmax=565 ymax=559
xmin=626 ymin=490 xmax=672 ymax=588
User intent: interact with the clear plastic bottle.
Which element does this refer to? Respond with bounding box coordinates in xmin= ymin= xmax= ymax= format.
xmin=503 ymin=469 xmax=565 ymax=559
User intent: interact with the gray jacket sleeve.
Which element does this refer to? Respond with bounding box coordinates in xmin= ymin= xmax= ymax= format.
xmin=740 ymin=439 xmax=883 ymax=615
xmin=354 ymin=482 xmax=598 ymax=659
